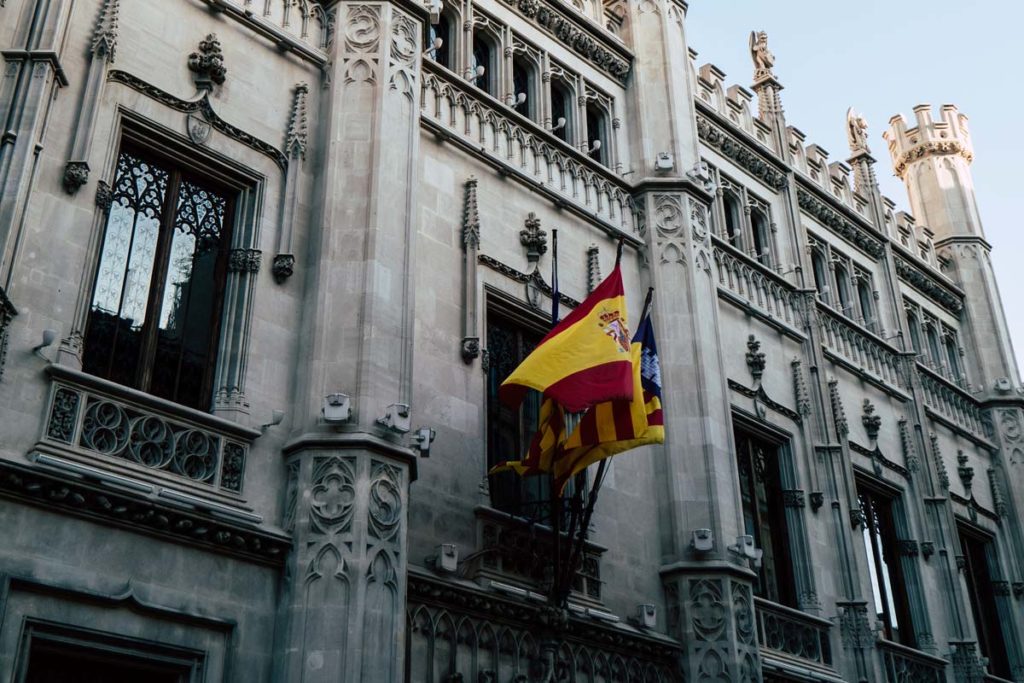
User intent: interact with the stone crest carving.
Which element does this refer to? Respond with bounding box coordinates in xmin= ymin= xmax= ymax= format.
xmin=188 ymin=34 xmax=227 ymax=91
xmin=187 ymin=111 xmax=212 ymax=145
xmin=745 ymin=335 xmax=765 ymax=383
xmin=861 ymin=399 xmax=881 ymax=441
xmin=519 ymin=212 xmax=548 ymax=265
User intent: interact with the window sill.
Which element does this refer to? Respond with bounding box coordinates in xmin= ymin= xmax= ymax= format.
xmin=39 ymin=364 xmax=260 ymax=506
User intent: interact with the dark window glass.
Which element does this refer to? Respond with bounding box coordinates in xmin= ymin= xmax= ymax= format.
xmin=26 ymin=639 xmax=189 ymax=683
xmin=551 ymin=81 xmax=572 ymax=143
xmin=723 ymin=193 xmax=742 ymax=248
xmin=751 ymin=209 xmax=771 ymax=266
xmin=472 ymin=36 xmax=494 ymax=96
xmin=945 ymin=335 xmax=961 ymax=381
xmin=811 ymin=249 xmax=829 ymax=303
xmin=486 ymin=309 xmax=550 ymax=519
xmin=512 ymin=56 xmax=533 ymax=119
xmin=734 ymin=427 xmax=795 ymax=606
xmin=82 ymin=148 xmax=233 ymax=410
xmin=858 ymin=485 xmax=915 ymax=646
xmin=835 ymin=265 xmax=853 ymax=315
xmin=925 ymin=324 xmax=942 ymax=368
xmin=428 ymin=13 xmax=452 ymax=68
xmin=959 ymin=527 xmax=1012 ymax=678
xmin=585 ymin=102 xmax=607 ymax=164
xmin=907 ymin=311 xmax=922 ymax=354
xmin=857 ymin=279 xmax=874 ymax=329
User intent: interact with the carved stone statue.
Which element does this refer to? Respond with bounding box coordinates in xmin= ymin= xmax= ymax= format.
xmin=847 ymin=107 xmax=870 ymax=154
xmin=749 ymin=31 xmax=775 ymax=81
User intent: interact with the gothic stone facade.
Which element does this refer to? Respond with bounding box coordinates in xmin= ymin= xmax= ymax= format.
xmin=0 ymin=0 xmax=1022 ymax=681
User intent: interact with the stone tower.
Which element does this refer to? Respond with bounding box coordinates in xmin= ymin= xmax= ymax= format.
xmin=884 ymin=105 xmax=1020 ymax=394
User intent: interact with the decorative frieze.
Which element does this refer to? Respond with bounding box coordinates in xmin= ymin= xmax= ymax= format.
xmin=894 ymin=256 xmax=964 ymax=314
xmin=892 ymin=140 xmax=973 ymax=179
xmin=0 ymin=286 xmax=15 ymax=381
xmin=227 ymin=248 xmax=262 ymax=273
xmin=493 ymin=0 xmax=631 ymax=84
xmin=796 ymin=188 xmax=884 ymax=258
xmin=0 ymin=460 xmax=286 ymax=563
xmin=696 ymin=114 xmax=787 ymax=190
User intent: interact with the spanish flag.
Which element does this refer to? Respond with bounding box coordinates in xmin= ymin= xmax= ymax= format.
xmin=499 ymin=265 xmax=633 ymax=413
xmin=552 ymin=313 xmax=664 ymax=493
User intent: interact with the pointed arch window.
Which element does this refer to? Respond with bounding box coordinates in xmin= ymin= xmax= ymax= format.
xmin=472 ymin=34 xmax=497 ymax=97
xmin=835 ymin=263 xmax=853 ymax=316
xmin=512 ymin=54 xmax=536 ymax=119
xmin=925 ymin=322 xmax=942 ymax=370
xmin=811 ymin=248 xmax=829 ymax=304
xmin=750 ymin=207 xmax=772 ymax=266
xmin=550 ymin=79 xmax=574 ymax=143
xmin=723 ymin=192 xmax=743 ymax=249
xmin=944 ymin=330 xmax=962 ymax=382
xmin=585 ymin=101 xmax=608 ymax=164
xmin=427 ymin=10 xmax=455 ymax=69
xmin=906 ymin=309 xmax=922 ymax=355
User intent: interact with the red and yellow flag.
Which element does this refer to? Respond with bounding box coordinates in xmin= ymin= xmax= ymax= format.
xmin=498 ymin=265 xmax=633 ymax=413
xmin=552 ymin=314 xmax=664 ymax=492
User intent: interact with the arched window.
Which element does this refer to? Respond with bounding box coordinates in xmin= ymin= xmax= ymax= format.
xmin=858 ymin=279 xmax=874 ymax=329
xmin=811 ymin=249 xmax=829 ymax=303
xmin=907 ymin=311 xmax=922 ymax=354
xmin=835 ymin=265 xmax=853 ymax=315
xmin=925 ymin=323 xmax=942 ymax=368
xmin=723 ymin=193 xmax=742 ymax=248
xmin=512 ymin=55 xmax=535 ymax=119
xmin=472 ymin=34 xmax=497 ymax=97
xmin=550 ymin=80 xmax=573 ymax=143
xmin=585 ymin=101 xmax=608 ymax=164
xmin=427 ymin=12 xmax=454 ymax=69
xmin=750 ymin=208 xmax=771 ymax=266
xmin=945 ymin=334 xmax=962 ymax=381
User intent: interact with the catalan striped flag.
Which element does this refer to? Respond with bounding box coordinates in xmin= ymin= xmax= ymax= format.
xmin=498 ymin=264 xmax=633 ymax=414
xmin=552 ymin=312 xmax=664 ymax=493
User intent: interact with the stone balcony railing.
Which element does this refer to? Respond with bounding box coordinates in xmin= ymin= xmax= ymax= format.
xmin=878 ymin=639 xmax=947 ymax=683
xmin=817 ymin=303 xmax=907 ymax=391
xmin=712 ymin=240 xmax=802 ymax=333
xmin=40 ymin=364 xmax=259 ymax=498
xmin=196 ymin=0 xmax=330 ymax=65
xmin=916 ymin=363 xmax=991 ymax=441
xmin=754 ymin=598 xmax=835 ymax=674
xmin=420 ymin=62 xmax=640 ymax=239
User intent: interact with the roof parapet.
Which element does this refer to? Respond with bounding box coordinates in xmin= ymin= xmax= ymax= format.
xmin=883 ymin=104 xmax=974 ymax=178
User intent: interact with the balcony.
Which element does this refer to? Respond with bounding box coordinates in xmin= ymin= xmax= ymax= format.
xmin=878 ymin=639 xmax=947 ymax=683
xmin=39 ymin=364 xmax=259 ymax=499
xmin=817 ymin=303 xmax=907 ymax=393
xmin=755 ymin=598 xmax=838 ymax=679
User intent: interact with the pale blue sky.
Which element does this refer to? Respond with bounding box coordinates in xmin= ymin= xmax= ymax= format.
xmin=685 ymin=1 xmax=1024 ymax=378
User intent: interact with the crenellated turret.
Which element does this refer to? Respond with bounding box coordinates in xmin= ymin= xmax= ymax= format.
xmin=883 ymin=104 xmax=980 ymax=241
xmin=886 ymin=104 xmax=1020 ymax=393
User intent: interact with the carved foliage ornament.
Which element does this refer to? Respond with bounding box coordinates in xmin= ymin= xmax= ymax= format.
xmin=862 ymin=399 xmax=881 ymax=441
xmin=696 ymin=115 xmax=787 ymax=190
xmin=745 ymin=335 xmax=765 ymax=383
xmin=796 ymin=189 xmax=884 ymax=258
xmin=188 ymin=34 xmax=227 ymax=91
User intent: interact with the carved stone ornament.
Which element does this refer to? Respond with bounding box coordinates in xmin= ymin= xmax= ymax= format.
xmin=520 ymin=212 xmax=548 ymax=265
xmin=862 ymin=399 xmax=881 ymax=441
xmin=849 ymin=507 xmax=866 ymax=530
xmin=95 ymin=180 xmax=112 ymax=211
xmin=272 ymin=254 xmax=295 ymax=283
xmin=689 ymin=198 xmax=709 ymax=242
xmin=781 ymin=489 xmax=805 ymax=508
xmin=586 ymin=244 xmax=601 ymax=293
xmin=920 ymin=541 xmax=935 ymax=560
xmin=462 ymin=175 xmax=480 ymax=250
xmin=62 ymin=161 xmax=90 ymax=194
xmin=929 ymin=432 xmax=950 ymax=490
xmin=956 ymin=451 xmax=974 ymax=491
xmin=837 ymin=601 xmax=873 ymax=650
xmin=828 ymin=378 xmax=848 ymax=436
xmin=797 ymin=189 xmax=884 ymax=258
xmin=461 ymin=337 xmax=480 ymax=363
xmin=898 ymin=416 xmax=920 ymax=473
xmin=285 ymin=82 xmax=310 ymax=160
xmin=188 ymin=34 xmax=227 ymax=91
xmin=809 ymin=492 xmax=824 ymax=511
xmin=745 ymin=335 xmax=765 ymax=383
xmin=791 ymin=358 xmax=811 ymax=416
xmin=1013 ymin=582 xmax=1024 ymax=600
xmin=896 ymin=539 xmax=919 ymax=557
xmin=846 ymin=108 xmax=870 ymax=155
xmin=228 ymin=248 xmax=262 ymax=274
xmin=696 ymin=115 xmax=786 ymax=190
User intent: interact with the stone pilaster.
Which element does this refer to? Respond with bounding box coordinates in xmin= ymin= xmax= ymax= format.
xmin=274 ymin=444 xmax=413 ymax=682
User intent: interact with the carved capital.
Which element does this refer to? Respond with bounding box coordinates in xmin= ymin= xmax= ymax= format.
xmin=781 ymin=489 xmax=805 ymax=508
xmin=228 ymin=248 xmax=261 ymax=274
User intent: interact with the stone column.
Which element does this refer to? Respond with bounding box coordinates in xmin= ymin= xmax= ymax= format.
xmin=274 ymin=445 xmax=413 ymax=682
xmin=275 ymin=2 xmax=425 ymax=679
xmin=624 ymin=1 xmax=760 ymax=679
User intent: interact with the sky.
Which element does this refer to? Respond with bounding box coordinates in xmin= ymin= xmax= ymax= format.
xmin=684 ymin=0 xmax=1024 ymax=378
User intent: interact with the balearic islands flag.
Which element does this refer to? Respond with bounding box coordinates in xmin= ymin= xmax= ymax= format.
xmin=498 ymin=265 xmax=633 ymax=413
xmin=551 ymin=312 xmax=664 ymax=493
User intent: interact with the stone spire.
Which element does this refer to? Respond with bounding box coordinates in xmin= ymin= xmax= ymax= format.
xmin=749 ymin=30 xmax=783 ymax=120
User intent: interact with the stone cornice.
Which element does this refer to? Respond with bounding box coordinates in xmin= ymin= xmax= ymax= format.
xmin=0 ymin=460 xmax=290 ymax=565
xmin=493 ymin=0 xmax=632 ymax=84
xmin=478 ymin=253 xmax=583 ymax=308
xmin=949 ymin=492 xmax=999 ymax=524
xmin=796 ymin=186 xmax=885 ymax=258
xmin=893 ymin=254 xmax=963 ymax=314
xmin=696 ymin=109 xmax=788 ymax=191
xmin=728 ymin=378 xmax=802 ymax=423
xmin=849 ymin=441 xmax=910 ymax=478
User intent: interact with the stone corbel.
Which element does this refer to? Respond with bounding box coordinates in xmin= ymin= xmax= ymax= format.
xmin=63 ymin=0 xmax=120 ymax=194
xmin=274 ymin=82 xmax=308 ymax=283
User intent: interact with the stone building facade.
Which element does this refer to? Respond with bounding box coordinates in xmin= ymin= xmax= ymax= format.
xmin=0 ymin=0 xmax=1022 ymax=681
